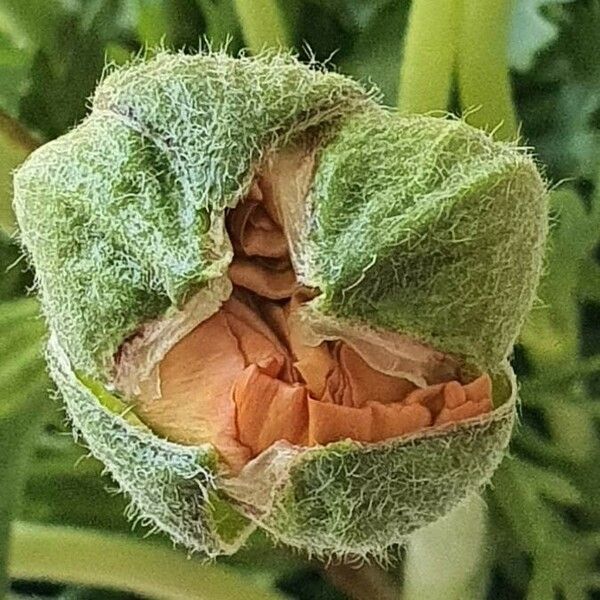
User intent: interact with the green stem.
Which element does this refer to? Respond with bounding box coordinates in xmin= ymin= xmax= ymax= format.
xmin=397 ymin=0 xmax=460 ymax=113
xmin=401 ymin=496 xmax=488 ymax=600
xmin=9 ymin=522 xmax=287 ymax=600
xmin=233 ymin=0 xmax=290 ymax=53
xmin=324 ymin=564 xmax=399 ymax=600
xmin=457 ymin=0 xmax=517 ymax=140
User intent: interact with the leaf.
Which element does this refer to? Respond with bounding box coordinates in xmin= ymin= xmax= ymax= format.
xmin=519 ymin=189 xmax=592 ymax=368
xmin=0 ymin=33 xmax=33 ymax=117
xmin=0 ymin=109 xmax=38 ymax=234
xmin=516 ymin=1 xmax=600 ymax=181
xmin=0 ymin=0 xmax=62 ymax=49
xmin=19 ymin=0 xmax=132 ymax=139
xmin=0 ymin=298 xmax=50 ymax=598
xmin=196 ymin=0 xmax=242 ymax=47
xmin=489 ymin=459 xmax=600 ymax=600
xmin=337 ymin=1 xmax=410 ymax=104
xmin=9 ymin=522 xmax=288 ymax=600
xmin=508 ymin=0 xmax=571 ymax=73
xmin=307 ymin=0 xmax=396 ymax=32
xmin=0 ymin=233 xmax=33 ymax=301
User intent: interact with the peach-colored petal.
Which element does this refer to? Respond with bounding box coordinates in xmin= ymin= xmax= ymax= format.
xmin=134 ymin=310 xmax=252 ymax=471
xmin=133 ymin=174 xmax=495 ymax=473
xmin=369 ymin=402 xmax=432 ymax=442
xmin=338 ymin=343 xmax=418 ymax=407
xmin=464 ymin=374 xmax=492 ymax=403
xmin=233 ymin=365 xmax=308 ymax=455
xmin=228 ymin=258 xmax=296 ymax=299
xmin=443 ymin=380 xmax=467 ymax=409
xmin=435 ymin=397 xmax=493 ymax=425
xmin=308 ymin=399 xmax=372 ymax=445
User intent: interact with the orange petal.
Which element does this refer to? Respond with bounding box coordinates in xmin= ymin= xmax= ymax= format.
xmin=435 ymin=397 xmax=493 ymax=425
xmin=338 ymin=343 xmax=418 ymax=407
xmin=463 ymin=374 xmax=492 ymax=403
xmin=369 ymin=402 xmax=432 ymax=442
xmin=135 ymin=310 xmax=252 ymax=471
xmin=443 ymin=380 xmax=466 ymax=409
xmin=228 ymin=258 xmax=296 ymax=299
xmin=233 ymin=364 xmax=308 ymax=455
xmin=405 ymin=383 xmax=446 ymax=418
xmin=308 ymin=399 xmax=372 ymax=445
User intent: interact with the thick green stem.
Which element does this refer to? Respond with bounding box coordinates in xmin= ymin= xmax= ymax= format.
xmin=457 ymin=0 xmax=517 ymax=139
xmin=401 ymin=496 xmax=488 ymax=600
xmin=397 ymin=0 xmax=460 ymax=113
xmin=9 ymin=522 xmax=286 ymax=600
xmin=233 ymin=0 xmax=290 ymax=53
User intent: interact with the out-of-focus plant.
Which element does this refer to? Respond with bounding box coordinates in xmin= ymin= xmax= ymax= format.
xmin=0 ymin=1 xmax=599 ymax=599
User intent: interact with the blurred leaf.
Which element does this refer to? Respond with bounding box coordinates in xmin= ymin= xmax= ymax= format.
xmin=19 ymin=427 xmax=132 ymax=534
xmin=339 ymin=1 xmax=409 ymax=104
xmin=0 ymin=233 xmax=33 ymax=301
xmin=0 ymin=298 xmax=49 ymax=598
xmin=196 ymin=0 xmax=241 ymax=47
xmin=517 ymin=1 xmax=600 ymax=181
xmin=0 ymin=109 xmax=38 ymax=233
xmin=520 ymin=188 xmax=600 ymax=369
xmin=0 ymin=33 xmax=33 ymax=117
xmin=307 ymin=0 xmax=396 ymax=32
xmin=508 ymin=0 xmax=571 ymax=73
xmin=134 ymin=0 xmax=170 ymax=45
xmin=19 ymin=0 xmax=131 ymax=139
xmin=129 ymin=0 xmax=204 ymax=48
xmin=490 ymin=459 xmax=600 ymax=600
xmin=0 ymin=0 xmax=62 ymax=49
xmin=9 ymin=522 xmax=289 ymax=600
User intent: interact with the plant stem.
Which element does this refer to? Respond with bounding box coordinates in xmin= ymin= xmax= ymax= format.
xmin=324 ymin=564 xmax=399 ymax=600
xmin=457 ymin=0 xmax=517 ymax=140
xmin=401 ymin=496 xmax=489 ymax=600
xmin=9 ymin=522 xmax=287 ymax=600
xmin=233 ymin=0 xmax=290 ymax=53
xmin=397 ymin=0 xmax=460 ymax=113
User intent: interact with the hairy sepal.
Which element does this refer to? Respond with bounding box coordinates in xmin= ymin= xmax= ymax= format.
xmin=297 ymin=112 xmax=548 ymax=371
xmin=47 ymin=334 xmax=255 ymax=557
xmin=224 ymin=363 xmax=516 ymax=560
xmin=14 ymin=50 xmax=374 ymax=378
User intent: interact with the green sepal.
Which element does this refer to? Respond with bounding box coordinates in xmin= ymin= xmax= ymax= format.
xmin=254 ymin=364 xmax=516 ymax=558
xmin=14 ymin=50 xmax=374 ymax=377
xmin=303 ymin=111 xmax=548 ymax=370
xmin=47 ymin=334 xmax=255 ymax=557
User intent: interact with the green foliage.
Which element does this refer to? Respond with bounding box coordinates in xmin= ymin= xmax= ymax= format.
xmin=517 ymin=0 xmax=600 ymax=182
xmin=486 ymin=183 xmax=600 ymax=599
xmin=0 ymin=298 xmax=49 ymax=597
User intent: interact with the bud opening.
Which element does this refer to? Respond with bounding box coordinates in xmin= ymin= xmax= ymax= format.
xmin=125 ymin=147 xmax=493 ymax=474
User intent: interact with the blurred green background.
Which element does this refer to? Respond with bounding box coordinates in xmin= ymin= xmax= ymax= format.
xmin=0 ymin=1 xmax=600 ymax=599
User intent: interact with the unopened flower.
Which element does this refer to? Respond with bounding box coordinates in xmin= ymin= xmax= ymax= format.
xmin=14 ymin=51 xmax=548 ymax=559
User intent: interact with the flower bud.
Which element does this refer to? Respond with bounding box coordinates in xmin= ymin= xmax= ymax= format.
xmin=14 ymin=51 xmax=547 ymax=559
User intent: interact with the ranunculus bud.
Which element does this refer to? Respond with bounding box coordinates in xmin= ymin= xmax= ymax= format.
xmin=14 ymin=51 xmax=547 ymax=559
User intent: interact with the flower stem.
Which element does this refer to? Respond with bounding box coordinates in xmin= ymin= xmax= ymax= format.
xmin=457 ymin=0 xmax=517 ymax=140
xmin=9 ymin=522 xmax=286 ymax=600
xmin=397 ymin=0 xmax=460 ymax=113
xmin=233 ymin=0 xmax=290 ymax=54
xmin=401 ymin=496 xmax=489 ymax=600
